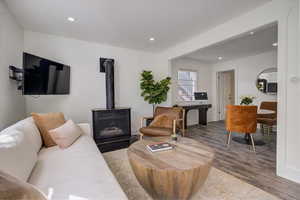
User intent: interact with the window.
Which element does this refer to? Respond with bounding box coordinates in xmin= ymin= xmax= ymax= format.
xmin=177 ymin=70 xmax=197 ymax=101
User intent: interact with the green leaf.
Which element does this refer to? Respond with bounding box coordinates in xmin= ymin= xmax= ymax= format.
xmin=140 ymin=71 xmax=171 ymax=106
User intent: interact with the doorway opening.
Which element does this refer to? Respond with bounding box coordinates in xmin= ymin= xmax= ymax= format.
xmin=217 ymin=70 xmax=235 ymax=121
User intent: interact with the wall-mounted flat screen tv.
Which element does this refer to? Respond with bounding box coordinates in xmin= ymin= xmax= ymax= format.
xmin=23 ymin=53 xmax=70 ymax=95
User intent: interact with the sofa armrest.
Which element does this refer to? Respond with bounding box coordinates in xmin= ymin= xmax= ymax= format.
xmin=78 ymin=123 xmax=92 ymax=137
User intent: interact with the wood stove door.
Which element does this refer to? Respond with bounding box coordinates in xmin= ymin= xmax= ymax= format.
xmin=92 ymin=109 xmax=131 ymax=141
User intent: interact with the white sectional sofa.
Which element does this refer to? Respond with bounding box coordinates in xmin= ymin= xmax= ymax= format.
xmin=0 ymin=117 xmax=128 ymax=200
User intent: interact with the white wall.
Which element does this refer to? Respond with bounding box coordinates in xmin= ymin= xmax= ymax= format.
xmin=171 ymin=58 xmax=212 ymax=125
xmin=211 ymin=51 xmax=277 ymax=121
xmin=24 ymin=31 xmax=158 ymax=134
xmin=0 ymin=1 xmax=25 ymax=130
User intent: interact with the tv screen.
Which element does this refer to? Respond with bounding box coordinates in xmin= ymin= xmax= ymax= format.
xmin=23 ymin=53 xmax=70 ymax=95
xmin=267 ymin=82 xmax=277 ymax=93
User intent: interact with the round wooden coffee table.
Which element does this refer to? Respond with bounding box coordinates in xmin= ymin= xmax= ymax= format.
xmin=127 ymin=137 xmax=215 ymax=200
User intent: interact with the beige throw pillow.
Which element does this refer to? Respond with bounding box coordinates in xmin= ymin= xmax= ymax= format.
xmin=0 ymin=170 xmax=47 ymax=200
xmin=31 ymin=112 xmax=66 ymax=147
xmin=49 ymin=120 xmax=83 ymax=149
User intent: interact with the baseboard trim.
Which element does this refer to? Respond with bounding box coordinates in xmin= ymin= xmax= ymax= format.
xmin=278 ymin=166 xmax=300 ymax=184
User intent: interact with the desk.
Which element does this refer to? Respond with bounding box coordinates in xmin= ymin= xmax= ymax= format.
xmin=181 ymin=104 xmax=212 ymax=129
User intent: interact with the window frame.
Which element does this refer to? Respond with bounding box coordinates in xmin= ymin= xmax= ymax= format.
xmin=176 ymin=69 xmax=198 ymax=102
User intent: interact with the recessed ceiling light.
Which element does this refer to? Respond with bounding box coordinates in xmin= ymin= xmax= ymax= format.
xmin=67 ymin=17 xmax=75 ymax=22
xmin=250 ymin=31 xmax=254 ymax=35
xmin=149 ymin=37 xmax=155 ymax=42
xmin=218 ymin=57 xmax=223 ymax=60
xmin=272 ymin=42 xmax=278 ymax=47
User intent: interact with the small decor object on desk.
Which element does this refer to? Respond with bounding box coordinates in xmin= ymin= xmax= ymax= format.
xmin=147 ymin=142 xmax=173 ymax=152
xmin=240 ymin=95 xmax=256 ymax=105
xmin=140 ymin=70 xmax=171 ymax=113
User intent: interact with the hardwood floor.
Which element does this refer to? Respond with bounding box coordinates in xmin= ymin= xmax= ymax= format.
xmin=186 ymin=121 xmax=300 ymax=200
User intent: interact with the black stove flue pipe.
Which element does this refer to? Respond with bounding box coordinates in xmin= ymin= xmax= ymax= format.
xmin=102 ymin=59 xmax=115 ymax=109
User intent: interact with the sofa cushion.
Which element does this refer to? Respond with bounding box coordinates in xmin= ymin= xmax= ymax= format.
xmin=49 ymin=120 xmax=83 ymax=149
xmin=0 ymin=128 xmax=37 ymax=181
xmin=15 ymin=117 xmax=43 ymax=154
xmin=31 ymin=112 xmax=66 ymax=147
xmin=0 ymin=170 xmax=47 ymax=200
xmin=28 ymin=135 xmax=128 ymax=200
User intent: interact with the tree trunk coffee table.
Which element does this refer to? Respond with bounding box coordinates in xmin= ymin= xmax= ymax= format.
xmin=127 ymin=137 xmax=215 ymax=200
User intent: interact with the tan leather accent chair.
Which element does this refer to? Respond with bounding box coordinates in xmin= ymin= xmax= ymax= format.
xmin=226 ymin=105 xmax=258 ymax=151
xmin=139 ymin=106 xmax=185 ymax=139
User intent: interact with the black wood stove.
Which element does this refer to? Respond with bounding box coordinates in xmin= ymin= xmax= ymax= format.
xmin=92 ymin=58 xmax=131 ymax=153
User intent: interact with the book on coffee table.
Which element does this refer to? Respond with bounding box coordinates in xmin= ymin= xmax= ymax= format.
xmin=147 ymin=142 xmax=173 ymax=152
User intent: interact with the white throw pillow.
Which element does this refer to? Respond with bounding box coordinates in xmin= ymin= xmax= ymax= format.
xmin=49 ymin=120 xmax=83 ymax=149
xmin=0 ymin=128 xmax=37 ymax=181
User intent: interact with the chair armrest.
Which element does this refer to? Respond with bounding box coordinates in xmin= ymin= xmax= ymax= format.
xmin=173 ymin=118 xmax=186 ymax=136
xmin=173 ymin=119 xmax=184 ymax=127
xmin=140 ymin=117 xmax=154 ymax=128
xmin=173 ymin=120 xmax=177 ymax=135
xmin=78 ymin=123 xmax=92 ymax=137
xmin=143 ymin=117 xmax=154 ymax=120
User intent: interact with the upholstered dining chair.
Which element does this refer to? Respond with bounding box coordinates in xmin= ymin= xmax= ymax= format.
xmin=139 ymin=106 xmax=185 ymax=139
xmin=226 ymin=105 xmax=258 ymax=152
xmin=257 ymin=101 xmax=277 ymax=136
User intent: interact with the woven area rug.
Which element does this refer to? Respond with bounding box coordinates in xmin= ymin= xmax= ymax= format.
xmin=103 ymin=149 xmax=280 ymax=200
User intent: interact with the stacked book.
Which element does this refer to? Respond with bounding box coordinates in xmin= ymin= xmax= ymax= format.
xmin=147 ymin=142 xmax=173 ymax=153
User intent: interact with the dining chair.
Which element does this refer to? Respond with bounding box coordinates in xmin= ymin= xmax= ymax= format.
xmin=257 ymin=101 xmax=277 ymax=136
xmin=226 ymin=105 xmax=258 ymax=152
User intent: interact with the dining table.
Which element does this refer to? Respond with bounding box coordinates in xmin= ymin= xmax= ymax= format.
xmin=257 ymin=109 xmax=275 ymax=115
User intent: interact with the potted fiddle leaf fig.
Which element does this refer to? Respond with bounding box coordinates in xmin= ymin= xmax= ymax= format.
xmin=140 ymin=70 xmax=171 ymax=113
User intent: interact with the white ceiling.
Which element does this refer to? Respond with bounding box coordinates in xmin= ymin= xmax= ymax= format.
xmin=4 ymin=0 xmax=271 ymax=52
xmin=183 ymin=23 xmax=278 ymax=63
